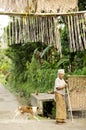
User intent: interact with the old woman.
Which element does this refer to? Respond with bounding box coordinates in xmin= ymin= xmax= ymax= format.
xmin=54 ymin=69 xmax=67 ymax=124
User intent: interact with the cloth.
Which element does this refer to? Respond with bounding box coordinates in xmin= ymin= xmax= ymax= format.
xmin=55 ymin=93 xmax=66 ymax=123
xmin=54 ymin=77 xmax=66 ymax=95
xmin=58 ymin=69 xmax=65 ymax=74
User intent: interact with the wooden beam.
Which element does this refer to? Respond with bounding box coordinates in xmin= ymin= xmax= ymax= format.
xmin=0 ymin=11 xmax=86 ymax=16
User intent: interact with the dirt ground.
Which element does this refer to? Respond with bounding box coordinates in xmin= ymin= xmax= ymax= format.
xmin=0 ymin=83 xmax=86 ymax=130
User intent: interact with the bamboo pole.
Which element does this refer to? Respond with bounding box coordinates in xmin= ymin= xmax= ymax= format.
xmin=46 ymin=17 xmax=49 ymax=45
xmin=23 ymin=17 xmax=25 ymax=43
xmin=34 ymin=16 xmax=37 ymax=42
xmin=79 ymin=14 xmax=84 ymax=48
xmin=35 ymin=16 xmax=38 ymax=41
xmin=31 ymin=17 xmax=34 ymax=42
xmin=41 ymin=17 xmax=43 ymax=43
xmin=67 ymin=87 xmax=74 ymax=123
xmin=30 ymin=17 xmax=33 ymax=42
xmin=25 ymin=17 xmax=28 ymax=43
xmin=27 ymin=17 xmax=30 ymax=41
xmin=11 ymin=17 xmax=14 ymax=44
xmin=67 ymin=15 xmax=73 ymax=52
xmin=70 ymin=15 xmax=76 ymax=52
xmin=73 ymin=15 xmax=79 ymax=51
xmin=18 ymin=18 xmax=20 ymax=43
xmin=8 ymin=18 xmax=11 ymax=45
xmin=38 ymin=17 xmax=41 ymax=42
xmin=39 ymin=17 xmax=42 ymax=43
xmin=12 ymin=17 xmax=15 ymax=44
xmin=81 ymin=14 xmax=86 ymax=49
xmin=49 ymin=17 xmax=52 ymax=46
xmin=17 ymin=18 xmax=20 ymax=43
xmin=53 ymin=17 xmax=62 ymax=57
xmin=0 ymin=11 xmax=86 ymax=16
xmin=33 ymin=17 xmax=36 ymax=42
xmin=76 ymin=15 xmax=83 ymax=51
xmin=48 ymin=17 xmax=51 ymax=45
xmin=22 ymin=17 xmax=24 ymax=43
xmin=15 ymin=17 xmax=18 ymax=44
xmin=19 ymin=18 xmax=22 ymax=43
xmin=30 ymin=16 xmax=33 ymax=42
xmin=52 ymin=17 xmax=56 ymax=48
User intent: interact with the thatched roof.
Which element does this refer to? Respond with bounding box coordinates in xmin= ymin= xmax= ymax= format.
xmin=0 ymin=0 xmax=78 ymax=13
xmin=36 ymin=0 xmax=78 ymax=13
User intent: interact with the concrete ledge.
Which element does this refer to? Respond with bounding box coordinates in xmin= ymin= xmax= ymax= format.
xmin=30 ymin=93 xmax=55 ymax=114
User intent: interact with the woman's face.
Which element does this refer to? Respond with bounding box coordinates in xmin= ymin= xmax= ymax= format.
xmin=58 ymin=73 xmax=64 ymax=79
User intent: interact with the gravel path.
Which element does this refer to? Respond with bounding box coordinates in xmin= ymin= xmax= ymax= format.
xmin=0 ymin=83 xmax=86 ymax=130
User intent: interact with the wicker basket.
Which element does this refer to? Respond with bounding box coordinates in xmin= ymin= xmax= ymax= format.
xmin=67 ymin=75 xmax=86 ymax=111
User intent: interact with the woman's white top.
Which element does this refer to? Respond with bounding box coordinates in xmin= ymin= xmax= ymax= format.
xmin=54 ymin=77 xmax=66 ymax=95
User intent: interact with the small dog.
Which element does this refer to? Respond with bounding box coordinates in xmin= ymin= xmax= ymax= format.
xmin=13 ymin=105 xmax=42 ymax=121
xmin=18 ymin=106 xmax=33 ymax=114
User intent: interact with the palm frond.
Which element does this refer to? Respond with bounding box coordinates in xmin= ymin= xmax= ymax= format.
xmin=40 ymin=45 xmax=52 ymax=58
xmin=55 ymin=58 xmax=69 ymax=68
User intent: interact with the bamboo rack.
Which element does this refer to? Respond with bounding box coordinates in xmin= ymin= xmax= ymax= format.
xmin=1 ymin=10 xmax=86 ymax=53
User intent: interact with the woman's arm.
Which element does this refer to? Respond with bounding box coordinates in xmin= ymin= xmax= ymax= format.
xmin=56 ymin=84 xmax=67 ymax=90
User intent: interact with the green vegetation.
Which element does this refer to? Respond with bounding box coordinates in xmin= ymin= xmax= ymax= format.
xmin=4 ymin=42 xmax=69 ymax=96
xmin=78 ymin=0 xmax=86 ymax=10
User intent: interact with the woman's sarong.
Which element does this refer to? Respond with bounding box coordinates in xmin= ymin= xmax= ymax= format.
xmin=55 ymin=93 xmax=66 ymax=123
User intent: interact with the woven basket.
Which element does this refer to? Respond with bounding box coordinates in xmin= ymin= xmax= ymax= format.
xmin=67 ymin=75 xmax=86 ymax=110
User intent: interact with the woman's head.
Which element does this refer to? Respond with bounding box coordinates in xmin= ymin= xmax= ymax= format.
xmin=58 ymin=69 xmax=65 ymax=79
